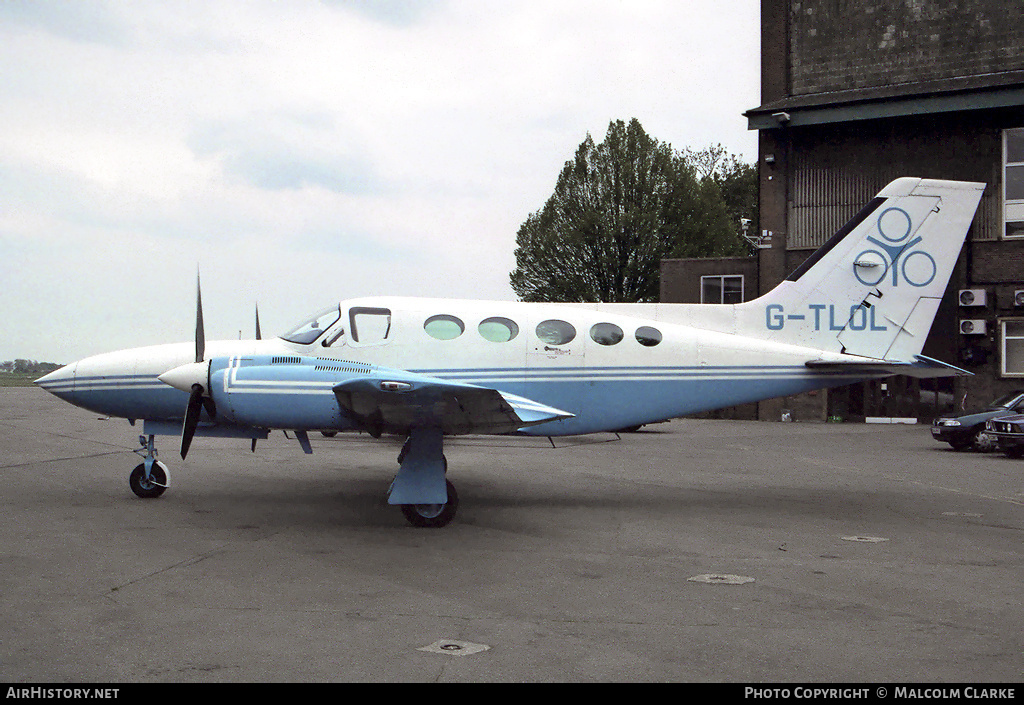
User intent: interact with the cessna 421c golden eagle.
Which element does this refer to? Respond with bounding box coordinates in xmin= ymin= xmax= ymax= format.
xmin=37 ymin=178 xmax=984 ymax=527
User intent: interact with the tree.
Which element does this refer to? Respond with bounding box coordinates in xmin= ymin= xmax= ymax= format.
xmin=687 ymin=144 xmax=759 ymax=251
xmin=510 ymin=119 xmax=749 ymax=303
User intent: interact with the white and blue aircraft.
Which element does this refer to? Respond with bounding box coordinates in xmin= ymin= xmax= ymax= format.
xmin=37 ymin=177 xmax=984 ymax=527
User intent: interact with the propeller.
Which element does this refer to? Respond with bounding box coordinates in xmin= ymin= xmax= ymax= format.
xmin=255 ymin=302 xmax=262 ymax=340
xmin=181 ymin=383 xmax=205 ymax=459
xmin=195 ymin=270 xmax=205 ymax=364
xmin=164 ymin=270 xmax=216 ymax=459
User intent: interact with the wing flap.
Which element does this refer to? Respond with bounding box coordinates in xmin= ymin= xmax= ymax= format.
xmin=332 ymin=371 xmax=573 ymax=436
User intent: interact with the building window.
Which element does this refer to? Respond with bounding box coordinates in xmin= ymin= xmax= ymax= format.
xmin=1004 ymin=128 xmax=1024 ymax=239
xmin=1001 ymin=319 xmax=1024 ymax=377
xmin=701 ymin=275 xmax=744 ymax=303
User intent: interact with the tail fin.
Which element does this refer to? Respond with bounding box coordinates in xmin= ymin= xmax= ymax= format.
xmin=739 ymin=178 xmax=984 ymax=361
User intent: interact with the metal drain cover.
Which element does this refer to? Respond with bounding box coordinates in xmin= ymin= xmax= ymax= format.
xmin=687 ymin=574 xmax=755 ymax=585
xmin=418 ymin=639 xmax=490 ymax=656
xmin=841 ymin=535 xmax=889 ymax=543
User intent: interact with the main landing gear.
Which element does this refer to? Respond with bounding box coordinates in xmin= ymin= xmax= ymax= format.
xmin=400 ymin=478 xmax=459 ymax=528
xmin=393 ymin=429 xmax=459 ymax=528
xmin=124 ymin=430 xmax=460 ymax=528
xmin=130 ymin=435 xmax=169 ymax=499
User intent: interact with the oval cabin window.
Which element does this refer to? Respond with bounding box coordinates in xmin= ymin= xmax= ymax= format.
xmin=479 ymin=317 xmax=520 ymax=343
xmin=635 ymin=326 xmax=662 ymax=347
xmin=424 ymin=314 xmax=465 ymax=340
xmin=590 ymin=322 xmax=624 ymax=346
xmin=536 ymin=319 xmax=576 ymax=346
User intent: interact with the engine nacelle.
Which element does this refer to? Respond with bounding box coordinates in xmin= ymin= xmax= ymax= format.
xmin=208 ymin=355 xmax=365 ymax=432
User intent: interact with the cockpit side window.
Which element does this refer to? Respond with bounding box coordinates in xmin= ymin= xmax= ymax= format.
xmin=280 ymin=306 xmax=342 ymax=345
xmin=349 ymin=307 xmax=392 ymax=344
xmin=321 ymin=327 xmax=345 ymax=347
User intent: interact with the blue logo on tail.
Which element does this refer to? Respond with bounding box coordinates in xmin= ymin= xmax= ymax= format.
xmin=853 ymin=207 xmax=936 ymax=288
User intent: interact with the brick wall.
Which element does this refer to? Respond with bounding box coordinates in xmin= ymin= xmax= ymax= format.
xmin=660 ymin=256 xmax=759 ymax=303
xmin=790 ymin=0 xmax=1024 ymax=95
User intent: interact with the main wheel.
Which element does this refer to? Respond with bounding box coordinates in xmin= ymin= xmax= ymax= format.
xmin=129 ymin=462 xmax=168 ymax=499
xmin=400 ymin=480 xmax=458 ymax=528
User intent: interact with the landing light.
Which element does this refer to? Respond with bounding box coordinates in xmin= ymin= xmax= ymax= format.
xmin=380 ymin=379 xmax=411 ymax=391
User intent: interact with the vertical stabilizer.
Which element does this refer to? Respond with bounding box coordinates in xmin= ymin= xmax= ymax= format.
xmin=737 ymin=178 xmax=984 ymax=360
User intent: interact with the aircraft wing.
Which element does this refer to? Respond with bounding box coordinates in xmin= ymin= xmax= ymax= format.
xmin=805 ymin=354 xmax=971 ymax=379
xmin=332 ymin=370 xmax=573 ymax=436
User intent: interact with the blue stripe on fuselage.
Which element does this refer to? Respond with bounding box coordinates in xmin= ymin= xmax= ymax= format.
xmin=62 ymin=366 xmax=865 ymax=435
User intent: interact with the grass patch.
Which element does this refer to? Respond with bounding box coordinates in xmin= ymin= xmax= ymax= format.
xmin=0 ymin=373 xmax=44 ymax=388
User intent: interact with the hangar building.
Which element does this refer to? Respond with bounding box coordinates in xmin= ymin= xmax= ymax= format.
xmin=662 ymin=0 xmax=1024 ymax=422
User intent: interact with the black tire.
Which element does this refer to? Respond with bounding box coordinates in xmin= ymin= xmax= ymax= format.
xmin=948 ymin=435 xmax=972 ymax=451
xmin=400 ymin=480 xmax=458 ymax=528
xmin=129 ymin=462 xmax=168 ymax=499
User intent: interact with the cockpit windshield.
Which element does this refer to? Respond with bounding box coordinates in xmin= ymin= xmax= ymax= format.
xmin=280 ymin=305 xmax=342 ymax=345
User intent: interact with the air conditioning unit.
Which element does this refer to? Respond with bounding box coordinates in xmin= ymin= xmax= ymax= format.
xmin=959 ymin=289 xmax=987 ymax=306
xmin=1014 ymin=290 xmax=1024 ymax=307
xmin=960 ymin=319 xmax=987 ymax=335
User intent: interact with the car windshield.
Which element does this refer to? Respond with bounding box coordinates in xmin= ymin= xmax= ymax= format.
xmin=280 ymin=305 xmax=341 ymax=345
xmin=988 ymin=392 xmax=1024 ymax=408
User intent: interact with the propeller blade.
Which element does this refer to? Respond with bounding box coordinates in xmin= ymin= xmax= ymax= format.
xmin=201 ymin=395 xmax=217 ymax=420
xmin=195 ymin=270 xmax=205 ymax=363
xmin=255 ymin=302 xmax=262 ymax=340
xmin=181 ymin=383 xmax=204 ymax=459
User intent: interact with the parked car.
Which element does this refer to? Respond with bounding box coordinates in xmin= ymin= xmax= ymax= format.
xmin=985 ymin=414 xmax=1024 ymax=457
xmin=931 ymin=390 xmax=1024 ymax=451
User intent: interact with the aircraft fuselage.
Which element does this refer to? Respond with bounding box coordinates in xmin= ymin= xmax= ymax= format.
xmin=40 ymin=296 xmax=867 ymax=436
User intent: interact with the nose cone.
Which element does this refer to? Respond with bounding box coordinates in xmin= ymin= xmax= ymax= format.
xmin=158 ymin=361 xmax=210 ymax=394
xmin=34 ymin=363 xmax=77 ymax=401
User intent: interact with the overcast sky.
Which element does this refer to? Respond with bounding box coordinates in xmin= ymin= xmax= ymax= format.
xmin=0 ymin=0 xmax=760 ymax=363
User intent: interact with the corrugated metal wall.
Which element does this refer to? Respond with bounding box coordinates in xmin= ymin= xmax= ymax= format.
xmin=786 ymin=123 xmax=1001 ymax=250
xmin=789 ymin=166 xmax=881 ymax=249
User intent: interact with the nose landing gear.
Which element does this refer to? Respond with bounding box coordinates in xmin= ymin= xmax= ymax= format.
xmin=130 ymin=435 xmax=169 ymax=499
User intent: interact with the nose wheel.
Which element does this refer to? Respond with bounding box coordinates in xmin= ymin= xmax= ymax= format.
xmin=130 ymin=434 xmax=169 ymax=498
xmin=129 ymin=461 xmax=168 ymax=498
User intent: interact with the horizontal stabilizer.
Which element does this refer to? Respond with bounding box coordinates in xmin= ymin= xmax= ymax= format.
xmin=805 ymin=354 xmax=971 ymax=379
xmin=333 ymin=371 xmax=573 ymax=436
